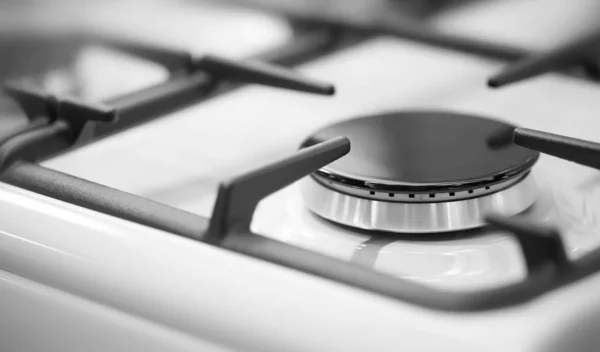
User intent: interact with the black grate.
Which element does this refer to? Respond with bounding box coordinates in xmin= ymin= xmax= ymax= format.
xmin=6 ymin=125 xmax=600 ymax=311
xmin=0 ymin=33 xmax=336 ymax=167
xmin=489 ymin=30 xmax=600 ymax=88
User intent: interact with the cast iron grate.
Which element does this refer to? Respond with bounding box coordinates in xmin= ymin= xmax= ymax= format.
xmin=0 ymin=34 xmax=336 ymax=168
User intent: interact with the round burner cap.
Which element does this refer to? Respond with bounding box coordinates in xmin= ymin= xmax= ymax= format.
xmin=302 ymin=111 xmax=539 ymax=193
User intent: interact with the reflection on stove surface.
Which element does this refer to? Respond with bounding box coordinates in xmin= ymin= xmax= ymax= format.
xmin=253 ymin=186 xmax=526 ymax=292
xmin=248 ymin=164 xmax=600 ymax=292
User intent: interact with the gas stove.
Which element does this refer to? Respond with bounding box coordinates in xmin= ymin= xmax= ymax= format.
xmin=4 ymin=1 xmax=600 ymax=351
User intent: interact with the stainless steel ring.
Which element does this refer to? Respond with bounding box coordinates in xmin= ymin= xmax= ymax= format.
xmin=302 ymin=173 xmax=537 ymax=233
xmin=312 ymin=171 xmax=527 ymax=202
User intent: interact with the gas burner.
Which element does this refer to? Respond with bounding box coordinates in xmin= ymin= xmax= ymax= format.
xmin=300 ymin=111 xmax=539 ymax=233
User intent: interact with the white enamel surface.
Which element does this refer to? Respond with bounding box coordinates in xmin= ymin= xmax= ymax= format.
xmin=3 ymin=181 xmax=600 ymax=351
xmin=5 ymin=1 xmax=600 ymax=350
xmin=82 ymin=0 xmax=290 ymax=57
xmin=0 ymin=270 xmax=230 ymax=352
xmin=46 ymin=35 xmax=600 ymax=292
xmin=76 ymin=0 xmax=292 ymax=100
xmin=432 ymin=0 xmax=600 ymax=50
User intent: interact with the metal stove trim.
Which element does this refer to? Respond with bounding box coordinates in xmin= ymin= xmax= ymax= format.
xmin=303 ymin=173 xmax=537 ymax=233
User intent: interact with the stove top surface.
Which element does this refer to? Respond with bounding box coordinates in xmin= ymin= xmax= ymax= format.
xmin=42 ymin=36 xmax=600 ymax=292
xmin=4 ymin=1 xmax=600 ymax=351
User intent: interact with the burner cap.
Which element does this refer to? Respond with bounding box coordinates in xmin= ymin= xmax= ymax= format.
xmin=300 ymin=111 xmax=539 ymax=233
xmin=302 ymin=111 xmax=538 ymax=190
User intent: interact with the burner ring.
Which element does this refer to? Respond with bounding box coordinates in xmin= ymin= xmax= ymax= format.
xmin=303 ymin=173 xmax=537 ymax=233
xmin=312 ymin=170 xmax=529 ymax=203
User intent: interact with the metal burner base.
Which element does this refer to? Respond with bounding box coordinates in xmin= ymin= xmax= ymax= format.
xmin=302 ymin=174 xmax=537 ymax=233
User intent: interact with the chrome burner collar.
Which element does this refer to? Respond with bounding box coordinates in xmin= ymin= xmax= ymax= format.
xmin=312 ymin=171 xmax=528 ymax=203
xmin=302 ymin=174 xmax=537 ymax=233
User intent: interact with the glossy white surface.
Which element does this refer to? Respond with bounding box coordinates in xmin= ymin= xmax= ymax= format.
xmin=0 ymin=270 xmax=229 ymax=352
xmin=432 ymin=0 xmax=600 ymax=50
xmin=76 ymin=0 xmax=292 ymax=100
xmin=46 ymin=35 xmax=600 ymax=292
xmin=2 ymin=181 xmax=600 ymax=351
xmin=5 ymin=1 xmax=600 ymax=350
